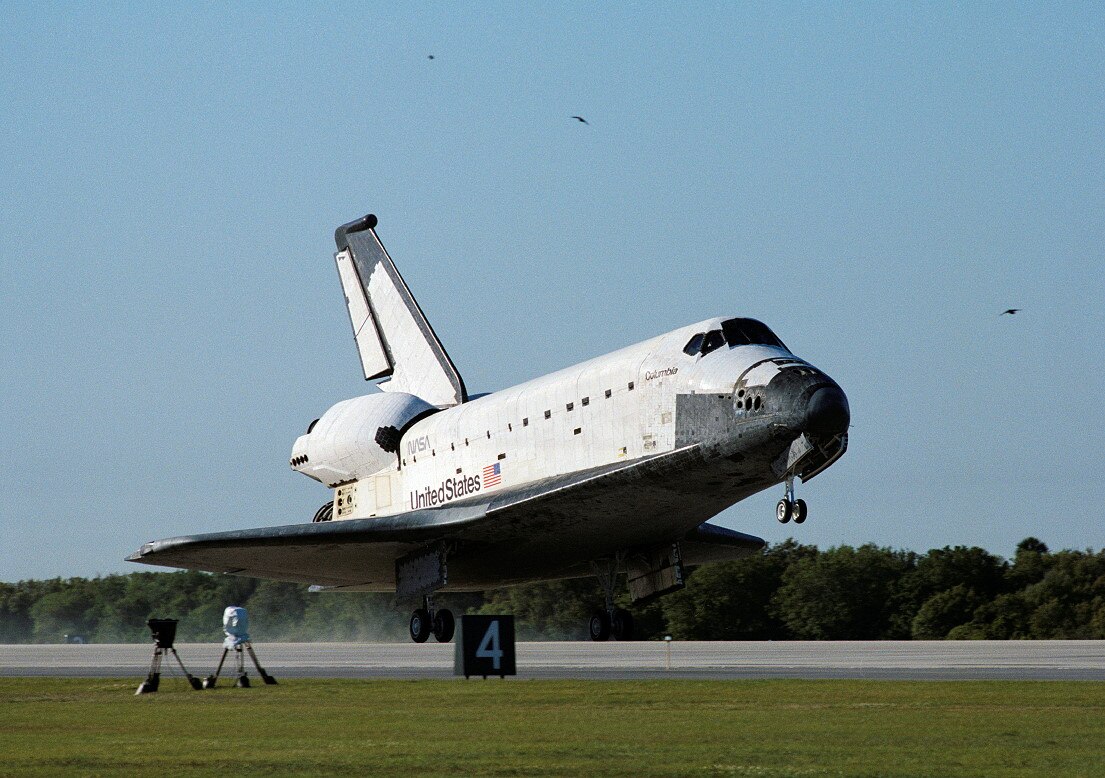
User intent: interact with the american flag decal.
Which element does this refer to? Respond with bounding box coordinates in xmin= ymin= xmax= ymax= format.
xmin=482 ymin=462 xmax=502 ymax=488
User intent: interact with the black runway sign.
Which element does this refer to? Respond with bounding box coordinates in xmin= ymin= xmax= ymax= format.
xmin=454 ymin=615 xmax=516 ymax=678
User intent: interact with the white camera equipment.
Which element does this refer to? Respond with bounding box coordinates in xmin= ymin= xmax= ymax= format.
xmin=202 ymin=607 xmax=277 ymax=688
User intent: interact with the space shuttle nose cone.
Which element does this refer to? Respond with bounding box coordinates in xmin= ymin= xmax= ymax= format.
xmin=805 ymin=386 xmax=850 ymax=438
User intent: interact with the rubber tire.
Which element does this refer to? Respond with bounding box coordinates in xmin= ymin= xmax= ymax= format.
xmin=612 ymin=609 xmax=635 ymax=641
xmin=432 ymin=609 xmax=456 ymax=643
xmin=776 ymin=499 xmax=792 ymax=523
xmin=589 ymin=610 xmax=611 ymax=641
xmin=793 ymin=499 xmax=808 ymax=524
xmin=409 ymin=608 xmax=432 ymax=643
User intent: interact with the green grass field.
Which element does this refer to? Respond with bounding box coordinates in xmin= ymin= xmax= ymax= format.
xmin=1 ymin=678 xmax=1103 ymax=776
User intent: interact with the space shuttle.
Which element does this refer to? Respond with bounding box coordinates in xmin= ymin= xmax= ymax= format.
xmin=129 ymin=213 xmax=850 ymax=643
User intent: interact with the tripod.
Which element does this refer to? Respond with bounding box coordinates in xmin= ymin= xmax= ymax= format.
xmin=203 ymin=642 xmax=277 ymax=688
xmin=136 ymin=618 xmax=202 ymax=694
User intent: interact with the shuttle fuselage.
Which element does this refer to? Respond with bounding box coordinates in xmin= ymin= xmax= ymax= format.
xmin=291 ymin=318 xmax=848 ymax=539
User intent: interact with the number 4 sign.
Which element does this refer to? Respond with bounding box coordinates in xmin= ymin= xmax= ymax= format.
xmin=455 ymin=615 xmax=516 ymax=678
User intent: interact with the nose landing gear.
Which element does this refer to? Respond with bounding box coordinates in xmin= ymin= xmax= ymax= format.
xmin=776 ymin=476 xmax=808 ymax=524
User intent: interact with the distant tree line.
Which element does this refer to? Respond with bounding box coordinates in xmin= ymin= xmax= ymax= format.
xmin=2 ymin=538 xmax=1103 ymax=643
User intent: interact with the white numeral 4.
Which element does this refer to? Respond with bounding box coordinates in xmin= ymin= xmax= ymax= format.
xmin=476 ymin=621 xmax=503 ymax=670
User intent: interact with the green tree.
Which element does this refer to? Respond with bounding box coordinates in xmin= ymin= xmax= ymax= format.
xmin=949 ymin=592 xmax=1033 ymax=639
xmin=0 ymin=580 xmax=65 ymax=642
xmin=890 ymin=546 xmax=1006 ymax=637
xmin=773 ymin=544 xmax=915 ymax=639
xmin=88 ymin=574 xmax=153 ymax=642
xmin=663 ymin=540 xmax=816 ymax=640
xmin=245 ymin=581 xmax=308 ymax=640
xmin=478 ymin=580 xmax=601 ymax=640
xmin=300 ymin=592 xmax=408 ymax=641
xmin=1022 ymin=550 xmax=1105 ymax=638
xmin=1006 ymin=537 xmax=1052 ymax=590
xmin=911 ymin=584 xmax=985 ymax=639
xmin=29 ymin=585 xmax=98 ymax=642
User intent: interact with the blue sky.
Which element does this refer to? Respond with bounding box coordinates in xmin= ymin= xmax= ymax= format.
xmin=2 ymin=3 xmax=1103 ymax=581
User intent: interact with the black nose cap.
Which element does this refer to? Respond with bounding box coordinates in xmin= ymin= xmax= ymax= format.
xmin=805 ymin=386 xmax=850 ymax=438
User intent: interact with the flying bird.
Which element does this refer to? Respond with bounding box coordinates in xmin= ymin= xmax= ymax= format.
xmin=427 ymin=54 xmax=435 ymax=60
xmin=570 ymin=115 xmax=589 ymax=124
xmin=1000 ymin=309 xmax=1020 ymax=316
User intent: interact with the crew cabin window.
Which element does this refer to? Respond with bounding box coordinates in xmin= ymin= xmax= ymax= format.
xmin=701 ymin=330 xmax=725 ymax=355
xmin=683 ymin=333 xmax=705 ymax=356
xmin=684 ymin=330 xmax=725 ymax=357
xmin=721 ymin=318 xmax=788 ymax=350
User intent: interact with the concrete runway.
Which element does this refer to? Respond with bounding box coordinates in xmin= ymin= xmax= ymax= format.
xmin=2 ymin=640 xmax=1104 ymax=680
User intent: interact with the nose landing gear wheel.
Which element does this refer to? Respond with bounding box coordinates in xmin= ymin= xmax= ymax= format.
xmin=432 ymin=609 xmax=455 ymax=643
xmin=589 ymin=610 xmax=611 ymax=641
xmin=777 ymin=475 xmax=807 ymax=524
xmin=410 ymin=608 xmax=431 ymax=643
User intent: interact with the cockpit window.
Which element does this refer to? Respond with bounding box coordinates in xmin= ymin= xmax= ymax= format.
xmin=701 ymin=330 xmax=726 ymax=356
xmin=685 ymin=329 xmax=731 ymax=357
xmin=686 ymin=320 xmax=786 ymax=357
xmin=683 ymin=333 xmax=705 ymax=356
xmin=722 ymin=318 xmax=787 ymax=350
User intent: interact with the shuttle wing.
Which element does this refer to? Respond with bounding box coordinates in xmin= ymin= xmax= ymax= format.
xmin=126 ymin=503 xmax=488 ymax=588
xmin=333 ymin=214 xmax=467 ymax=407
xmin=127 ymin=446 xmax=764 ymax=588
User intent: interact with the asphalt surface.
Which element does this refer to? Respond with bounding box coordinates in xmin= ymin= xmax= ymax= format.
xmin=2 ymin=640 xmax=1104 ymax=680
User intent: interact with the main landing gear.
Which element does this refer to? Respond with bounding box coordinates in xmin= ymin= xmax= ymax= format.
xmin=588 ymin=608 xmax=634 ymax=641
xmin=776 ymin=475 xmax=807 ymax=524
xmin=409 ymin=595 xmax=455 ymax=643
xmin=588 ymin=559 xmax=635 ymax=641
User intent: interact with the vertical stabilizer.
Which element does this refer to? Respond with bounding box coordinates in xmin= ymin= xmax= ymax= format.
xmin=334 ymin=214 xmax=467 ymax=408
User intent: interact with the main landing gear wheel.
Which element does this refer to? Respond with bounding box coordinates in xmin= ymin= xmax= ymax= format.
xmin=792 ymin=498 xmax=808 ymax=524
xmin=432 ymin=609 xmax=455 ymax=643
xmin=776 ymin=499 xmax=792 ymax=523
xmin=410 ymin=608 xmax=431 ymax=643
xmin=611 ymin=609 xmax=635 ymax=641
xmin=589 ymin=610 xmax=611 ymax=641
